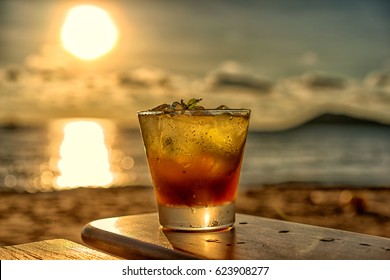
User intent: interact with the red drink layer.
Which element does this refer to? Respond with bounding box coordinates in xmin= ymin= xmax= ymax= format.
xmin=148 ymin=150 xmax=245 ymax=207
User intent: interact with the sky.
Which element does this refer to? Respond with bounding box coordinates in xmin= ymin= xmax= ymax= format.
xmin=0 ymin=0 xmax=390 ymax=130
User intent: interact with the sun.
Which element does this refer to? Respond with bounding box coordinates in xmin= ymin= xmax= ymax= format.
xmin=61 ymin=5 xmax=118 ymax=60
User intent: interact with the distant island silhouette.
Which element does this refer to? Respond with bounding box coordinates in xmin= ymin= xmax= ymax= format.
xmin=303 ymin=113 xmax=389 ymax=126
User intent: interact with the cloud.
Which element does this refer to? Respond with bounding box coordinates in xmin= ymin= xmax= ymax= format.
xmin=203 ymin=61 xmax=273 ymax=93
xmin=364 ymin=70 xmax=390 ymax=94
xmin=290 ymin=71 xmax=348 ymax=90
xmin=1 ymin=58 xmax=390 ymax=130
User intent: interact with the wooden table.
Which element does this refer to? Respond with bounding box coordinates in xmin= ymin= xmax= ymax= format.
xmin=2 ymin=213 xmax=389 ymax=260
xmin=0 ymin=239 xmax=121 ymax=260
xmin=81 ymin=212 xmax=390 ymax=260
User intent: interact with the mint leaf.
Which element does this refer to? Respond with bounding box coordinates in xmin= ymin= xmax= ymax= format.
xmin=184 ymin=98 xmax=203 ymax=109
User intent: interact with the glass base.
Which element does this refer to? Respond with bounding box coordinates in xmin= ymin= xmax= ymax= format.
xmin=158 ymin=202 xmax=235 ymax=231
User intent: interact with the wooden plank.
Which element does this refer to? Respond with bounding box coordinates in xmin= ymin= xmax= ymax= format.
xmin=82 ymin=212 xmax=390 ymax=260
xmin=0 ymin=239 xmax=121 ymax=260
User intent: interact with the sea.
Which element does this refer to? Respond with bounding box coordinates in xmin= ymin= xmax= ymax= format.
xmin=0 ymin=118 xmax=389 ymax=193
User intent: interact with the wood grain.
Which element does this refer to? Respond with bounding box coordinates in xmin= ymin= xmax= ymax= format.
xmin=82 ymin=213 xmax=390 ymax=259
xmin=0 ymin=239 xmax=121 ymax=260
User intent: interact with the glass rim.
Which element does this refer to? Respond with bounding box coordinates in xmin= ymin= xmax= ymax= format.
xmin=137 ymin=108 xmax=251 ymax=116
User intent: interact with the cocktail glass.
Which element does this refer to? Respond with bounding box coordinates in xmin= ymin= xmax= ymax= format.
xmin=138 ymin=108 xmax=250 ymax=231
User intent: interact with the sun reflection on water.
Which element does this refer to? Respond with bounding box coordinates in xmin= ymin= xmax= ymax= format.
xmin=1 ymin=118 xmax=143 ymax=193
xmin=52 ymin=119 xmax=114 ymax=189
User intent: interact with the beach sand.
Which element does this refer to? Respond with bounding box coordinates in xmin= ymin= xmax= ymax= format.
xmin=1 ymin=183 xmax=389 ymax=246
